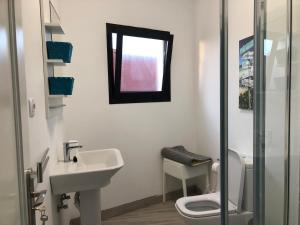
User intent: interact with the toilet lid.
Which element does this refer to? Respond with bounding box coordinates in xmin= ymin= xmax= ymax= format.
xmin=228 ymin=149 xmax=245 ymax=213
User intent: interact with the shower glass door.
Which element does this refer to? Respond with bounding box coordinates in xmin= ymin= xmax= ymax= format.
xmin=252 ymin=0 xmax=290 ymax=224
xmin=221 ymin=0 xmax=292 ymax=224
xmin=263 ymin=0 xmax=289 ymax=223
xmin=289 ymin=0 xmax=300 ymax=224
xmin=0 ymin=1 xmax=22 ymax=224
xmin=0 ymin=0 xmax=27 ymax=224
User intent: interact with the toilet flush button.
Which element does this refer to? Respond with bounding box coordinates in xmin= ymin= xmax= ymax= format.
xmin=28 ymin=98 xmax=36 ymax=118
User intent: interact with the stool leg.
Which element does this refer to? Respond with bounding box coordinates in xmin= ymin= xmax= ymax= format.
xmin=163 ymin=173 xmax=166 ymax=202
xmin=182 ymin=179 xmax=187 ymax=197
xmin=204 ymin=173 xmax=210 ymax=193
xmin=206 ymin=163 xmax=212 ymax=193
xmin=206 ymin=166 xmax=211 ymax=193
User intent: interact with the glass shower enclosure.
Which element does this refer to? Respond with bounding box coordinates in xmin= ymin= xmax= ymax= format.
xmin=220 ymin=0 xmax=300 ymax=224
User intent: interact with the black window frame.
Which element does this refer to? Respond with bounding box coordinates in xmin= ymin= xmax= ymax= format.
xmin=106 ymin=23 xmax=174 ymax=104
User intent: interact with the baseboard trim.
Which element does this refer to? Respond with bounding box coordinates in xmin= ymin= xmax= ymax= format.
xmin=69 ymin=185 xmax=201 ymax=225
xmin=102 ymin=195 xmax=162 ymax=220
xmin=102 ymin=185 xmax=201 ymax=220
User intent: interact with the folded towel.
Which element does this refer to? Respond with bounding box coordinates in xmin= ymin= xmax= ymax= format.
xmin=161 ymin=146 xmax=212 ymax=167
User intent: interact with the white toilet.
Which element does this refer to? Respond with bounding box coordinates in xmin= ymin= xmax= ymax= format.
xmin=175 ymin=150 xmax=253 ymax=225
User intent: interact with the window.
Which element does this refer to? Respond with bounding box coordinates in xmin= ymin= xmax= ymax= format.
xmin=106 ymin=23 xmax=174 ymax=104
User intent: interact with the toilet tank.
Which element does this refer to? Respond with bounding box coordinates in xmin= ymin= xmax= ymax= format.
xmin=210 ymin=152 xmax=253 ymax=212
xmin=241 ymin=155 xmax=253 ymax=212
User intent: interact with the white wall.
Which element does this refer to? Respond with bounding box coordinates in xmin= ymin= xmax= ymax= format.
xmin=21 ymin=1 xmax=63 ymax=225
xmin=194 ymin=0 xmax=254 ymax=160
xmin=194 ymin=0 xmax=220 ymax=161
xmin=58 ymin=0 xmax=198 ymax=214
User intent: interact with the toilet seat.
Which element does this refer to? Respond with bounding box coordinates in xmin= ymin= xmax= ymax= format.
xmin=175 ymin=192 xmax=237 ymax=218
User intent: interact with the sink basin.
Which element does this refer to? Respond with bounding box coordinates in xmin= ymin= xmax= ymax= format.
xmin=50 ymin=148 xmax=124 ymax=195
xmin=50 ymin=148 xmax=124 ymax=225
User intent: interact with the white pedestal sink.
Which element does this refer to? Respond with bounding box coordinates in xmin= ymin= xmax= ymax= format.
xmin=50 ymin=148 xmax=124 ymax=225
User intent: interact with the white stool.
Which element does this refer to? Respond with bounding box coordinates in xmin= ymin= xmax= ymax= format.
xmin=162 ymin=158 xmax=211 ymax=202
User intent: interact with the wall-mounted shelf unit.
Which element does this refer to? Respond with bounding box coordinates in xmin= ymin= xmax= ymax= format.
xmin=48 ymin=94 xmax=66 ymax=110
xmin=40 ymin=0 xmax=69 ymax=118
xmin=45 ymin=22 xmax=64 ymax=34
xmin=47 ymin=59 xmax=66 ymax=66
xmin=49 ymin=104 xmax=66 ymax=109
xmin=48 ymin=95 xmax=66 ymax=99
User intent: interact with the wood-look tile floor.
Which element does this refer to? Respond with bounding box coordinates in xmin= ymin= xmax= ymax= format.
xmin=102 ymin=201 xmax=185 ymax=225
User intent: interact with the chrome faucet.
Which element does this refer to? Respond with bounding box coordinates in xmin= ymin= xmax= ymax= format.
xmin=63 ymin=140 xmax=83 ymax=162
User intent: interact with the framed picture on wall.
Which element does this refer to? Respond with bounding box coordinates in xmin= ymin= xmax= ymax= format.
xmin=239 ymin=35 xmax=254 ymax=110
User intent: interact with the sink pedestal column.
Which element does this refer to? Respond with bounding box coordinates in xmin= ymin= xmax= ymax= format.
xmin=80 ymin=189 xmax=101 ymax=225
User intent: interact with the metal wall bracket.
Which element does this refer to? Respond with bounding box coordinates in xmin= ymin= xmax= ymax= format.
xmin=36 ymin=147 xmax=50 ymax=183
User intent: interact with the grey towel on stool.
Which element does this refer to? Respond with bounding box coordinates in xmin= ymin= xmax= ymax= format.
xmin=161 ymin=145 xmax=212 ymax=167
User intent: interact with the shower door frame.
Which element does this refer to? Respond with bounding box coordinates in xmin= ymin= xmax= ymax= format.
xmin=219 ymin=0 xmax=229 ymax=224
xmin=253 ymin=0 xmax=266 ymax=224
